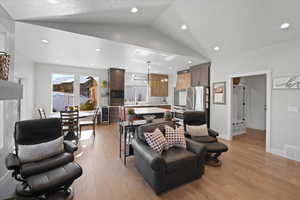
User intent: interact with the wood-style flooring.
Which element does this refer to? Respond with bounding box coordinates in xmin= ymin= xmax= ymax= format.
xmin=73 ymin=124 xmax=300 ymax=200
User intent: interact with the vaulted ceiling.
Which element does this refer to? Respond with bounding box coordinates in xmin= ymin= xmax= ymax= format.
xmin=1 ymin=0 xmax=300 ymax=68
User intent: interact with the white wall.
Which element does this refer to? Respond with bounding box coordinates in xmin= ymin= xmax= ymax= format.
xmin=244 ymin=75 xmax=266 ymax=130
xmin=14 ymin=51 xmax=35 ymax=120
xmin=0 ymin=4 xmax=18 ymax=198
xmin=211 ymin=37 xmax=300 ymax=158
xmin=34 ymin=63 xmax=108 ymax=117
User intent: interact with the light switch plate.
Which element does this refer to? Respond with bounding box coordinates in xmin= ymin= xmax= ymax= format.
xmin=288 ymin=106 xmax=298 ymax=112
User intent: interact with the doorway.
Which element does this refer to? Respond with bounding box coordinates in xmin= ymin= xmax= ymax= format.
xmin=227 ymin=71 xmax=271 ymax=152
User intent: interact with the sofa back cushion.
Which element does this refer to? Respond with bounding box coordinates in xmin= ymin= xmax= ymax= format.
xmin=137 ymin=121 xmax=175 ymax=143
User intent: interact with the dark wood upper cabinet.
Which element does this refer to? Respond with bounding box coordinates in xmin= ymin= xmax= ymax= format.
xmin=109 ymin=68 xmax=125 ymax=90
xmin=190 ymin=62 xmax=211 ymax=87
xmin=108 ymin=68 xmax=125 ymax=106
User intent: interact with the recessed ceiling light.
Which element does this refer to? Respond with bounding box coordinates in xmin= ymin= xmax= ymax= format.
xmin=188 ymin=60 xmax=192 ymax=64
xmin=181 ymin=24 xmax=188 ymax=30
xmin=280 ymin=22 xmax=291 ymax=30
xmin=131 ymin=7 xmax=138 ymax=13
xmin=48 ymin=0 xmax=59 ymax=4
xmin=95 ymin=48 xmax=101 ymax=52
xmin=41 ymin=39 xmax=49 ymax=44
xmin=213 ymin=46 xmax=220 ymax=51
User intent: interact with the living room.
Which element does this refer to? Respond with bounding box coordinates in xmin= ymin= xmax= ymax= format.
xmin=1 ymin=1 xmax=300 ymax=200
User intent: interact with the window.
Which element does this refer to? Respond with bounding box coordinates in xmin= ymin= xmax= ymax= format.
xmin=52 ymin=74 xmax=75 ymax=112
xmin=125 ymin=86 xmax=147 ymax=104
xmin=80 ymin=76 xmax=99 ymax=110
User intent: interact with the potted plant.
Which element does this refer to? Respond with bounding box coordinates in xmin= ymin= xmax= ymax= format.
xmin=164 ymin=111 xmax=172 ymax=121
xmin=127 ymin=108 xmax=135 ymax=124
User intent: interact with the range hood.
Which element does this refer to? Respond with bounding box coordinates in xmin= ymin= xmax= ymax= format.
xmin=0 ymin=80 xmax=23 ymax=100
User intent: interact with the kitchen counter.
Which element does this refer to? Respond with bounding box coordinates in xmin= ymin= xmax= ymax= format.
xmin=124 ymin=104 xmax=170 ymax=107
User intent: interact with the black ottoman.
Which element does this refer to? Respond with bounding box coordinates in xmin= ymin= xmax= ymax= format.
xmin=205 ymin=142 xmax=228 ymax=167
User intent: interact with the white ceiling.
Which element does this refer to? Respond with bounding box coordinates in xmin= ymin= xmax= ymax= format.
xmin=16 ymin=22 xmax=203 ymax=73
xmin=2 ymin=0 xmax=300 ymax=67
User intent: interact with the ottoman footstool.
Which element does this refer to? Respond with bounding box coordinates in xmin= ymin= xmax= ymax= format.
xmin=205 ymin=142 xmax=228 ymax=167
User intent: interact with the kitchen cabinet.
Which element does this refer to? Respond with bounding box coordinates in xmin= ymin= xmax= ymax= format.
xmin=176 ymin=70 xmax=191 ymax=90
xmin=190 ymin=63 xmax=210 ymax=87
xmin=109 ymin=68 xmax=125 ymax=90
xmin=149 ymin=74 xmax=168 ymax=97
xmin=108 ymin=68 xmax=125 ymax=106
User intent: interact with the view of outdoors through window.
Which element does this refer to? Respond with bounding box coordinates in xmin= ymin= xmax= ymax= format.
xmin=52 ymin=74 xmax=74 ymax=112
xmin=80 ymin=76 xmax=99 ymax=110
xmin=125 ymin=86 xmax=147 ymax=104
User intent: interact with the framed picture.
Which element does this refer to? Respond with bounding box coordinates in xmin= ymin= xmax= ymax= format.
xmin=213 ymin=82 xmax=226 ymax=104
xmin=273 ymin=75 xmax=300 ymax=89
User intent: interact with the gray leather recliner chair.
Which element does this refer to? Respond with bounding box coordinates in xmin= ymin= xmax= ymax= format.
xmin=131 ymin=121 xmax=206 ymax=194
xmin=5 ymin=118 xmax=82 ymax=199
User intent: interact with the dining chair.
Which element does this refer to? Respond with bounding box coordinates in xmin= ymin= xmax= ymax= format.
xmin=60 ymin=110 xmax=80 ymax=143
xmin=79 ymin=108 xmax=100 ymax=137
xmin=37 ymin=108 xmax=47 ymax=119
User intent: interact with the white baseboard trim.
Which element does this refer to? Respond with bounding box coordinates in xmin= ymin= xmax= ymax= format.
xmin=270 ymin=148 xmax=300 ymax=162
xmin=219 ymin=135 xmax=232 ymax=141
xmin=270 ymin=148 xmax=285 ymax=157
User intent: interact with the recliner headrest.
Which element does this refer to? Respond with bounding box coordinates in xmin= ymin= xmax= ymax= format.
xmin=15 ymin=118 xmax=62 ymax=145
xmin=183 ymin=111 xmax=207 ymax=127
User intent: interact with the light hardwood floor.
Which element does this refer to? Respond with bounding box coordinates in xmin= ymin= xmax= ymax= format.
xmin=73 ymin=124 xmax=300 ymax=200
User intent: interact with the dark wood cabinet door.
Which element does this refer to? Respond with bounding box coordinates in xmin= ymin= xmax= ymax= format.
xmin=191 ymin=63 xmax=210 ymax=87
xmin=109 ymin=69 xmax=125 ymax=90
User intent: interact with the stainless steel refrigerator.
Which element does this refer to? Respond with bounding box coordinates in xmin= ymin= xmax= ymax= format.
xmin=186 ymin=86 xmax=208 ymax=111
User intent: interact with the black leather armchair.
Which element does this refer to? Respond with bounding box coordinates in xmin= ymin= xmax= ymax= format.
xmin=132 ymin=121 xmax=206 ymax=194
xmin=184 ymin=111 xmax=219 ymax=143
xmin=183 ymin=111 xmax=228 ymax=167
xmin=6 ymin=118 xmax=83 ymax=199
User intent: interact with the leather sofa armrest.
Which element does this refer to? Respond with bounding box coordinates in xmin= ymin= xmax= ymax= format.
xmin=185 ymin=138 xmax=207 ymax=158
xmin=6 ymin=153 xmax=20 ymax=171
xmin=64 ymin=141 xmax=78 ymax=153
xmin=208 ymin=129 xmax=219 ymax=137
xmin=132 ymin=139 xmax=166 ymax=171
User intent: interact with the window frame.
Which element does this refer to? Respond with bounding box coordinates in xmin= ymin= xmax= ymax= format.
xmin=125 ymin=85 xmax=148 ymax=105
xmin=51 ymin=73 xmax=75 ymax=113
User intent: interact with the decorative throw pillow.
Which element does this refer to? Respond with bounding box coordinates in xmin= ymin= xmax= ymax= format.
xmin=165 ymin=125 xmax=186 ymax=149
xmin=144 ymin=128 xmax=168 ymax=154
xmin=18 ymin=136 xmax=64 ymax=163
xmin=186 ymin=124 xmax=209 ymax=137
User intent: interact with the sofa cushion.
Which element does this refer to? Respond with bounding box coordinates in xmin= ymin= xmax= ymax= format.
xmin=162 ymin=147 xmax=197 ymax=173
xmin=20 ymin=152 xmax=74 ymax=178
xmin=144 ymin=128 xmax=168 ymax=154
xmin=138 ymin=121 xmax=175 ymax=143
xmin=165 ymin=125 xmax=186 ymax=149
xmin=191 ymin=135 xmax=217 ymax=143
xmin=186 ymin=124 xmax=209 ymax=137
